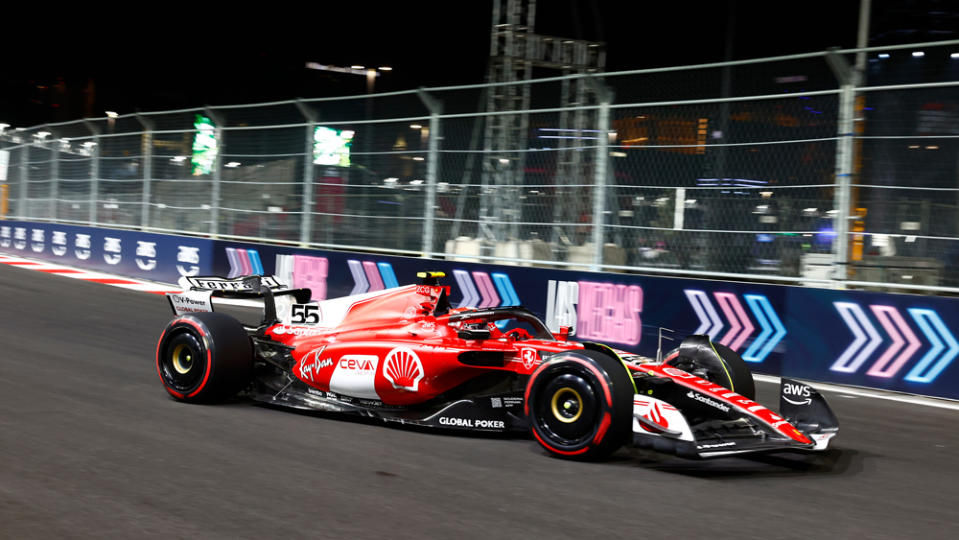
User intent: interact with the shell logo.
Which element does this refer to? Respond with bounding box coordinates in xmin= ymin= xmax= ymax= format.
xmin=384 ymin=347 xmax=424 ymax=392
xmin=636 ymin=399 xmax=670 ymax=433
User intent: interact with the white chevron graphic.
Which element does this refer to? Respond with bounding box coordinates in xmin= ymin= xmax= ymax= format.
xmin=684 ymin=289 xmax=723 ymax=340
xmin=453 ymin=269 xmax=480 ymax=308
xmin=831 ymin=302 xmax=883 ymax=373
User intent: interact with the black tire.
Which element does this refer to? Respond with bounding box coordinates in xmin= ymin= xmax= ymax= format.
xmin=525 ymin=349 xmax=634 ymax=460
xmin=155 ymin=312 xmax=253 ymax=403
xmin=666 ymin=335 xmax=755 ymax=400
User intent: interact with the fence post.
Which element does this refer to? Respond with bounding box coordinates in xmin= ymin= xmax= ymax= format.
xmin=19 ymin=144 xmax=29 ymax=218
xmin=418 ymin=89 xmax=443 ymax=257
xmin=205 ymin=108 xmax=224 ymax=238
xmin=50 ymin=131 xmax=59 ymax=222
xmin=589 ymin=79 xmax=613 ymax=271
xmin=295 ymin=100 xmax=317 ymax=247
xmin=827 ymin=50 xmax=856 ymax=282
xmin=82 ymin=120 xmax=101 ymax=226
xmin=135 ymin=114 xmax=155 ymax=230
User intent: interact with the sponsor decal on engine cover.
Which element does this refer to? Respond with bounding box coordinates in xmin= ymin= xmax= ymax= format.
xmin=298 ymin=346 xmax=332 ymax=382
xmin=438 ymin=417 xmax=506 ymax=429
xmin=270 ymin=325 xmax=330 ymax=337
xmin=329 ymin=354 xmax=379 ymax=400
xmin=384 ymin=347 xmax=424 ymax=392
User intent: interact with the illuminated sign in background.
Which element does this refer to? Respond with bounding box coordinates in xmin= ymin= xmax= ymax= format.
xmin=191 ymin=114 xmax=218 ymax=176
xmin=313 ymin=127 xmax=354 ymax=167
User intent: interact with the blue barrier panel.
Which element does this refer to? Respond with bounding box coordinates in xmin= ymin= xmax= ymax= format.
xmin=0 ymin=220 xmax=214 ymax=284
xmin=784 ymin=287 xmax=959 ymax=398
xmin=217 ymin=236 xmax=959 ymax=400
xmin=6 ymin=221 xmax=959 ymax=400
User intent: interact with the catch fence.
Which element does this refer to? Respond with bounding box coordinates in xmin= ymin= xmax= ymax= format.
xmin=2 ymin=40 xmax=958 ymax=291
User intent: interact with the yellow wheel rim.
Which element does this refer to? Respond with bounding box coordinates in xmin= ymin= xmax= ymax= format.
xmin=550 ymin=387 xmax=583 ymax=424
xmin=172 ymin=344 xmax=194 ymax=374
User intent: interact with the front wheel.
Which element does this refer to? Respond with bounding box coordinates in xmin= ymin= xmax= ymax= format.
xmin=525 ymin=350 xmax=634 ymax=460
xmin=156 ymin=312 xmax=253 ymax=403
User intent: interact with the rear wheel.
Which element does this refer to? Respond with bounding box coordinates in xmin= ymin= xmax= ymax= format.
xmin=156 ymin=312 xmax=253 ymax=403
xmin=666 ymin=335 xmax=755 ymax=400
xmin=525 ymin=350 xmax=634 ymax=460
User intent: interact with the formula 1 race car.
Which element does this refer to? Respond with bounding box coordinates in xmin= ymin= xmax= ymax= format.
xmin=155 ymin=272 xmax=839 ymax=460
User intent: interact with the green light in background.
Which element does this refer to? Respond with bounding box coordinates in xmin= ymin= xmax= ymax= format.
xmin=313 ymin=127 xmax=354 ymax=167
xmin=192 ymin=114 xmax=217 ymax=176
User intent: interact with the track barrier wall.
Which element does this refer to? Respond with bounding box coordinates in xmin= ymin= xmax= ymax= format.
xmin=5 ymin=219 xmax=958 ymax=401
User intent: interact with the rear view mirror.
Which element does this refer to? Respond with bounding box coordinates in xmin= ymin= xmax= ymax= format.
xmin=553 ymin=325 xmax=574 ymax=341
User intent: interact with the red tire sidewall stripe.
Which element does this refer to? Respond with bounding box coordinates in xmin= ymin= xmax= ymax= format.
xmin=531 ymin=428 xmax=590 ymax=456
xmin=526 ymin=354 xmax=617 ymax=453
xmin=156 ymin=317 xmax=211 ymax=399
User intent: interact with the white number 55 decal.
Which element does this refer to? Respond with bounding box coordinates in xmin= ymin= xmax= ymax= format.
xmin=291 ymin=303 xmax=320 ymax=324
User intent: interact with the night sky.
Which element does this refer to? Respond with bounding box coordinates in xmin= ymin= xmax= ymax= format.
xmin=1 ymin=0 xmax=952 ymax=129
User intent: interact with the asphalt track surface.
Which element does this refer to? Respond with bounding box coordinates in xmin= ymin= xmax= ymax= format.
xmin=2 ymin=262 xmax=958 ymax=539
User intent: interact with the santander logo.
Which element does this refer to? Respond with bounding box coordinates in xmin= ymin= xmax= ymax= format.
xmin=384 ymin=347 xmax=424 ymax=392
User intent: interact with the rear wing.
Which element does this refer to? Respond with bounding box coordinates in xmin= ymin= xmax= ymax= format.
xmin=167 ymin=275 xmax=312 ymax=326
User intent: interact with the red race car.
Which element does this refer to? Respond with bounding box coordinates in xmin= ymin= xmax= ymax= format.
xmin=156 ymin=272 xmax=838 ymax=460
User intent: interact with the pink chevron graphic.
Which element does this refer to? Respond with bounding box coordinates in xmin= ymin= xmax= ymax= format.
xmin=363 ymin=261 xmax=384 ymax=291
xmin=867 ymin=305 xmax=922 ymax=378
xmin=472 ymin=271 xmax=499 ymax=308
xmin=237 ymin=249 xmax=253 ymax=275
xmin=714 ymin=292 xmax=755 ymax=351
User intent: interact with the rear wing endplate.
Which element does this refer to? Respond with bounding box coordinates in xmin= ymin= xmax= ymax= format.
xmin=167 ymin=275 xmax=312 ymax=326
